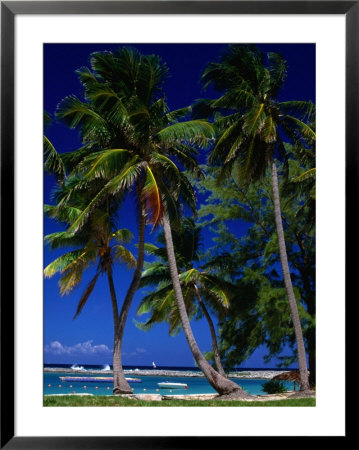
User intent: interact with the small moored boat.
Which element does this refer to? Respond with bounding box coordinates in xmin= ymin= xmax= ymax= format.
xmin=157 ymin=382 xmax=188 ymax=389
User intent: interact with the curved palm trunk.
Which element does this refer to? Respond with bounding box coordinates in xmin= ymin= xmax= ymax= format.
xmin=112 ymin=208 xmax=146 ymax=395
xmin=271 ymin=160 xmax=310 ymax=391
xmin=305 ymin=286 xmax=316 ymax=388
xmin=106 ymin=269 xmax=128 ymax=394
xmin=193 ymin=284 xmax=227 ymax=377
xmin=163 ymin=213 xmax=248 ymax=397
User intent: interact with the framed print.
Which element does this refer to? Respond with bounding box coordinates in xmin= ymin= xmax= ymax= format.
xmin=1 ymin=1 xmax=353 ymax=447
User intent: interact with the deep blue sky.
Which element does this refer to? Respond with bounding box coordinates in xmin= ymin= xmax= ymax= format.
xmin=44 ymin=43 xmax=315 ymax=367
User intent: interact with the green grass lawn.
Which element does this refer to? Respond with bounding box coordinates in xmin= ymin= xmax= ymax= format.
xmin=44 ymin=395 xmax=315 ymax=407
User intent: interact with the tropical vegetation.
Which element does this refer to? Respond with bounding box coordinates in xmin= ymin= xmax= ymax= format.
xmin=44 ymin=44 xmax=315 ymax=397
xmin=136 ymin=219 xmax=232 ymax=376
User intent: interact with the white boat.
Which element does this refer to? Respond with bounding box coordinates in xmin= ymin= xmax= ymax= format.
xmin=152 ymin=361 xmax=156 ymax=369
xmin=157 ymin=382 xmax=188 ymax=389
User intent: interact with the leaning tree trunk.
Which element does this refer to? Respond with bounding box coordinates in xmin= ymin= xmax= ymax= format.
xmin=193 ymin=284 xmax=227 ymax=377
xmin=271 ymin=159 xmax=310 ymax=391
xmin=307 ymin=329 xmax=316 ymax=388
xmin=106 ymin=268 xmax=126 ymax=394
xmin=112 ymin=209 xmax=146 ymax=395
xmin=163 ymin=213 xmax=249 ymax=397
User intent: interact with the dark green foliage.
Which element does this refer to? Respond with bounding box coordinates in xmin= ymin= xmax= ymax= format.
xmin=189 ymin=159 xmax=315 ymax=372
xmin=136 ymin=219 xmax=232 ymax=335
xmin=261 ymin=379 xmax=287 ymax=394
xmin=199 ymin=44 xmax=315 ymax=187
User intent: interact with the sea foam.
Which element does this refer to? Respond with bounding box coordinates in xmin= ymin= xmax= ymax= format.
xmin=70 ymin=364 xmax=86 ymax=371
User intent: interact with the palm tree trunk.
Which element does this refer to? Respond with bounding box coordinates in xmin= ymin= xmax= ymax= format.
xmin=162 ymin=213 xmax=249 ymax=397
xmin=271 ymin=159 xmax=310 ymax=391
xmin=193 ymin=284 xmax=227 ymax=377
xmin=106 ymin=268 xmax=130 ymax=394
xmin=307 ymin=328 xmax=316 ymax=388
xmin=112 ymin=207 xmax=146 ymax=395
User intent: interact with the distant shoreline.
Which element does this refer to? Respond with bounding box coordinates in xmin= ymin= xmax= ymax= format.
xmin=43 ymin=367 xmax=288 ymax=379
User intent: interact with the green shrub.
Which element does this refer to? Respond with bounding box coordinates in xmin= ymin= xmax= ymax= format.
xmin=261 ymin=379 xmax=287 ymax=394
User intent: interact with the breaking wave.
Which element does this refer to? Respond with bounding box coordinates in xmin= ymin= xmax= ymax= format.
xmin=70 ymin=364 xmax=86 ymax=371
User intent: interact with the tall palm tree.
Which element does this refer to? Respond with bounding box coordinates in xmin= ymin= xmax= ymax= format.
xmin=57 ymin=47 xmax=247 ymax=396
xmin=137 ymin=219 xmax=230 ymax=376
xmin=54 ymin=47 xmax=211 ymax=394
xmin=44 ymin=194 xmax=136 ymax=394
xmin=200 ymin=45 xmax=315 ymax=391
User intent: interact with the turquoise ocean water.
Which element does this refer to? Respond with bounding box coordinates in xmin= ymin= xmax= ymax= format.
xmin=44 ymin=370 xmax=295 ymax=396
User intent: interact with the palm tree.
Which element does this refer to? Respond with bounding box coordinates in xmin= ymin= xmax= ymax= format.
xmin=44 ymin=194 xmax=136 ymax=394
xmin=137 ymin=219 xmax=230 ymax=376
xmin=54 ymin=47 xmax=211 ymax=394
xmin=200 ymin=45 xmax=315 ymax=391
xmin=57 ymin=47 xmax=247 ymax=396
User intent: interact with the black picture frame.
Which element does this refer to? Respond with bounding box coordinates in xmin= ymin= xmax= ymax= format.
xmin=1 ymin=1 xmax=352 ymax=447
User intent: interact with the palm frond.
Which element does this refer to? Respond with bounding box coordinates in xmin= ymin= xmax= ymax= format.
xmin=113 ymin=245 xmax=136 ymax=269
xmin=267 ymin=52 xmax=287 ymax=98
xmin=44 ymin=204 xmax=82 ymax=224
xmin=44 ymin=231 xmax=85 ymax=250
xmin=149 ymin=153 xmax=181 ymax=189
xmin=44 ymin=111 xmax=52 ymax=129
xmin=86 ymin=86 xmax=129 ymax=129
xmin=292 ymin=167 xmax=316 ymax=183
xmin=212 ymin=86 xmax=255 ymax=110
xmin=44 ymin=249 xmax=88 ymax=279
xmin=56 ymin=95 xmax=107 ymax=130
xmin=143 ymin=243 xmax=160 ymax=256
xmin=200 ymin=276 xmax=230 ymax=309
xmin=73 ymin=271 xmax=100 ymax=319
xmin=44 ymin=136 xmax=65 ymax=181
xmin=277 ymin=101 xmax=315 ymax=122
xmin=261 ymin=115 xmax=277 ymax=143
xmin=179 ymin=268 xmax=200 ymax=285
xmin=142 ymin=166 xmax=163 ymax=229
xmin=166 ymin=106 xmax=191 ymax=122
xmin=243 ymin=103 xmax=266 ymax=136
xmin=140 ymin=263 xmax=171 ymax=287
xmin=157 ymin=120 xmax=214 ymax=148
xmin=67 ymin=158 xmax=141 ymax=233
xmin=178 ymin=173 xmax=197 ymax=215
xmin=136 ymin=53 xmax=168 ymax=105
xmin=112 ymin=228 xmax=134 ymax=244
xmin=76 ymin=66 xmax=99 ymax=90
xmin=76 ymin=148 xmax=131 ymax=180
xmin=168 ymin=144 xmax=203 ymax=179
xmin=282 ymin=115 xmax=316 ymax=141
xmin=209 ymin=119 xmax=243 ymax=165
